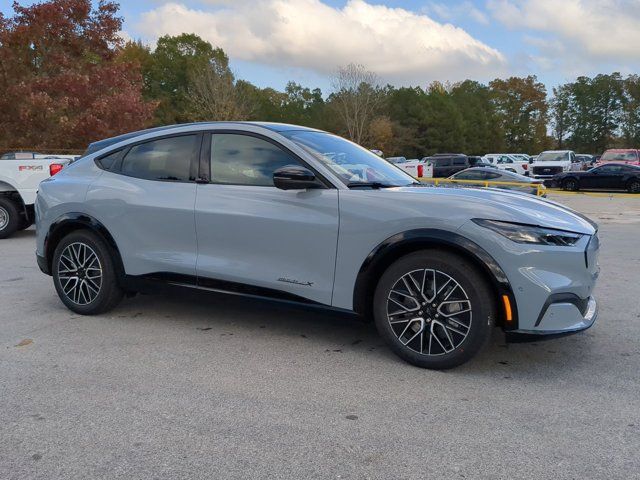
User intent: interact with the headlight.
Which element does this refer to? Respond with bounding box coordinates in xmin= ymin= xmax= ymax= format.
xmin=472 ymin=219 xmax=583 ymax=246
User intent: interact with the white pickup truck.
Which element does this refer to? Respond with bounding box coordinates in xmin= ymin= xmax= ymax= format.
xmin=530 ymin=150 xmax=580 ymax=179
xmin=0 ymin=153 xmax=74 ymax=238
xmin=389 ymin=158 xmax=434 ymax=178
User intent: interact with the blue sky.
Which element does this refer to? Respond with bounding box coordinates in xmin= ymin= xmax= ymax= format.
xmin=3 ymin=0 xmax=640 ymax=94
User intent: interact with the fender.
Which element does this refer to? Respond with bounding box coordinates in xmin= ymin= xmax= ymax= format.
xmin=352 ymin=228 xmax=518 ymax=330
xmin=43 ymin=212 xmax=125 ymax=279
xmin=0 ymin=178 xmax=18 ymax=193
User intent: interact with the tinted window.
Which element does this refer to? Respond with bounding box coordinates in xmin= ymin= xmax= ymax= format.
xmin=452 ymin=157 xmax=467 ymax=166
xmin=455 ymin=170 xmax=483 ymax=180
xmin=484 ymin=171 xmax=502 ymax=180
xmin=97 ymin=150 xmax=122 ymax=170
xmin=211 ymin=134 xmax=302 ymax=186
xmin=601 ymin=151 xmax=638 ymax=162
xmin=121 ymin=135 xmax=196 ymax=181
xmin=597 ymin=165 xmax=623 ymax=173
xmin=434 ymin=158 xmax=452 ymax=167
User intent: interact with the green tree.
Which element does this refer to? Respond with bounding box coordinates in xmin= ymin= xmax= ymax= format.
xmin=568 ymin=73 xmax=625 ymax=152
xmin=147 ymin=33 xmax=230 ymax=124
xmin=489 ymin=76 xmax=549 ymax=153
xmin=621 ymin=75 xmax=640 ymax=147
xmin=550 ymin=84 xmax=572 ymax=149
xmin=449 ymin=80 xmax=503 ymax=154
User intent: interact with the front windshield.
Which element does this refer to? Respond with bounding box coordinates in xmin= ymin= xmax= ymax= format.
xmin=537 ymin=152 xmax=570 ymax=162
xmin=601 ymin=151 xmax=638 ymax=162
xmin=282 ymin=131 xmax=416 ymax=187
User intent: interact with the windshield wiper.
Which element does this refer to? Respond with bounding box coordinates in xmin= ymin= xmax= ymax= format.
xmin=347 ymin=181 xmax=396 ymax=189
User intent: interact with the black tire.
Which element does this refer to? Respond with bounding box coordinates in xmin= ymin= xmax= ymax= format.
xmin=0 ymin=197 xmax=20 ymax=239
xmin=52 ymin=230 xmax=124 ymax=315
xmin=373 ymin=250 xmax=495 ymax=369
xmin=563 ymin=178 xmax=578 ymax=191
xmin=17 ymin=218 xmax=33 ymax=231
xmin=627 ymin=179 xmax=640 ymax=194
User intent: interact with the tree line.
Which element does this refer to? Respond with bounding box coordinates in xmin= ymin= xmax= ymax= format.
xmin=1 ymin=0 xmax=638 ymax=156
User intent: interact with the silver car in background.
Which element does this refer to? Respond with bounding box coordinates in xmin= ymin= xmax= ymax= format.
xmin=449 ymin=167 xmax=546 ymax=196
xmin=35 ymin=122 xmax=599 ymax=369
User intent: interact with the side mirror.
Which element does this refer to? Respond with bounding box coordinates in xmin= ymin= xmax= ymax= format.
xmin=273 ymin=165 xmax=323 ymax=190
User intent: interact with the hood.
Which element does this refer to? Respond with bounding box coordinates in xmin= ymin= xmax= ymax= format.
xmin=384 ymin=185 xmax=597 ymax=235
xmin=532 ymin=161 xmax=570 ymax=166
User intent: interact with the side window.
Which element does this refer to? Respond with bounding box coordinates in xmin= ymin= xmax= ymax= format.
xmin=120 ymin=135 xmax=196 ymax=182
xmin=484 ymin=171 xmax=502 ymax=180
xmin=597 ymin=165 xmax=617 ymax=173
xmin=452 ymin=157 xmax=466 ymax=165
xmin=436 ymin=158 xmax=452 ymax=167
xmin=210 ymin=134 xmax=302 ymax=186
xmin=96 ymin=149 xmax=122 ymax=171
xmin=455 ymin=171 xmax=474 ymax=180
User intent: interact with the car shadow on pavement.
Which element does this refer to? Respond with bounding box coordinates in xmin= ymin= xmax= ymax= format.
xmin=100 ymin=287 xmax=596 ymax=378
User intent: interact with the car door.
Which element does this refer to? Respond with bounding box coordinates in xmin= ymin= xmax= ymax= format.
xmin=584 ymin=165 xmax=618 ymax=189
xmin=85 ymin=134 xmax=200 ymax=277
xmin=194 ymin=131 xmax=339 ymax=305
xmin=434 ymin=158 xmax=451 ymax=177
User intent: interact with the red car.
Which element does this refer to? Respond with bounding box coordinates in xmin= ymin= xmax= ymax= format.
xmin=598 ymin=149 xmax=640 ymax=166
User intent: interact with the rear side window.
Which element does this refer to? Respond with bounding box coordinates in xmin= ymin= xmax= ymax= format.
xmin=484 ymin=171 xmax=502 ymax=180
xmin=210 ymin=134 xmax=302 ymax=186
xmin=121 ymin=135 xmax=196 ymax=182
xmin=452 ymin=157 xmax=466 ymax=165
xmin=456 ymin=170 xmax=483 ymax=180
xmin=435 ymin=158 xmax=452 ymax=167
xmin=96 ymin=150 xmax=122 ymax=171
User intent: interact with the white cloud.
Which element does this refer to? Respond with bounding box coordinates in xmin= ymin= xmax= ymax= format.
xmin=425 ymin=1 xmax=490 ymax=25
xmin=135 ymin=0 xmax=506 ymax=85
xmin=487 ymin=0 xmax=640 ymax=63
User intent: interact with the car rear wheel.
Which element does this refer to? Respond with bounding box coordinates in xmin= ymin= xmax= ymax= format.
xmin=0 ymin=197 xmax=20 ymax=239
xmin=373 ymin=250 xmax=495 ymax=369
xmin=52 ymin=230 xmax=124 ymax=315
xmin=627 ymin=179 xmax=640 ymax=193
xmin=563 ymin=178 xmax=578 ymax=191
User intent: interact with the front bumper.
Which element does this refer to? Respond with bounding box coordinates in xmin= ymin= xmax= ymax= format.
xmin=506 ymin=296 xmax=597 ymax=342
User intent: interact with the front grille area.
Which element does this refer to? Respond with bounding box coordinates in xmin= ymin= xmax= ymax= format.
xmin=533 ymin=166 xmax=563 ymax=176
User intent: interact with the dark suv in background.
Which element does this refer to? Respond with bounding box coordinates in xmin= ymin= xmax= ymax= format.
xmin=423 ymin=154 xmax=470 ymax=177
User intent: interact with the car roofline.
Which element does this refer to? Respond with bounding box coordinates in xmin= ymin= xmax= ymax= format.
xmin=83 ymin=122 xmax=323 ymax=156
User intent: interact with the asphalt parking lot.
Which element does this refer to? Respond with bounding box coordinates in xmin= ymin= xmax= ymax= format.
xmin=1 ymin=194 xmax=639 ymax=480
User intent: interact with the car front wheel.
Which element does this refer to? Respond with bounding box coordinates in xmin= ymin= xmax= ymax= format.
xmin=628 ymin=179 xmax=640 ymax=193
xmin=373 ymin=250 xmax=495 ymax=369
xmin=563 ymin=178 xmax=578 ymax=191
xmin=52 ymin=230 xmax=124 ymax=315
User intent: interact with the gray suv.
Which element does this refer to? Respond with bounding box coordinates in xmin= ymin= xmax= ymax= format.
xmin=35 ymin=123 xmax=599 ymax=369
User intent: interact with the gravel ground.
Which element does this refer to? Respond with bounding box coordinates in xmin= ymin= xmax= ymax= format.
xmin=1 ymin=194 xmax=639 ymax=480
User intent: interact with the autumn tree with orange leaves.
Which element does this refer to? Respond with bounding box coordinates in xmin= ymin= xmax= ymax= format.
xmin=0 ymin=0 xmax=155 ymax=150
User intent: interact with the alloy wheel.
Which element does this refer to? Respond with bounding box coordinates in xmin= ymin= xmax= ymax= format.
xmin=0 ymin=206 xmax=8 ymax=231
xmin=386 ymin=269 xmax=472 ymax=356
xmin=57 ymin=242 xmax=103 ymax=305
xmin=630 ymin=181 xmax=640 ymax=193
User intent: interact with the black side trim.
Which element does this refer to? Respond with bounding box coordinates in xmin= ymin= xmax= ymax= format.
xmin=353 ymin=228 xmax=519 ymax=329
xmin=534 ymin=293 xmax=589 ymax=327
xmin=505 ymin=328 xmax=590 ymax=343
xmin=44 ymin=213 xmax=125 ymax=279
xmin=122 ymin=272 xmax=354 ymax=315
